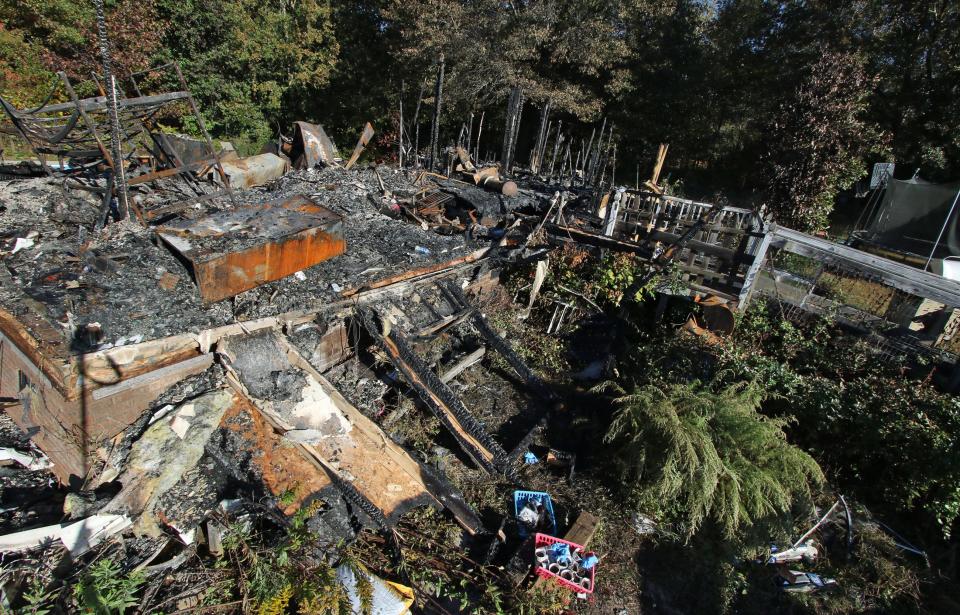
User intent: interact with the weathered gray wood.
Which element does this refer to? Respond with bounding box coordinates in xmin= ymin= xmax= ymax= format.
xmin=645 ymin=229 xmax=742 ymax=262
xmin=769 ymin=225 xmax=960 ymax=308
xmin=413 ymin=308 xmax=474 ymax=339
xmin=737 ymin=230 xmax=774 ymax=309
xmin=439 ymin=347 xmax=486 ymax=384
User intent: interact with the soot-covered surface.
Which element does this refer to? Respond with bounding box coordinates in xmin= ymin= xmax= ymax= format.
xmin=0 ymin=166 xmax=495 ymax=353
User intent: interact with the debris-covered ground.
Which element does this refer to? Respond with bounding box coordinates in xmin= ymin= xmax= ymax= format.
xmin=1 ymin=134 xmax=955 ymax=614
xmin=0 ymin=165 xmax=512 ymax=349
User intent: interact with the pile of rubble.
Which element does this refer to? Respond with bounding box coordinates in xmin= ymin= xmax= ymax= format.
xmin=0 ymin=102 xmax=629 ymax=609
xmin=0 ymin=60 xmax=786 ymax=613
xmin=5 ymin=54 xmax=944 ymax=614
xmin=0 ymin=165 xmax=516 ymax=350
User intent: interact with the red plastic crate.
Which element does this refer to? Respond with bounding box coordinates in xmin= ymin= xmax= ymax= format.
xmin=533 ymin=533 xmax=596 ymax=595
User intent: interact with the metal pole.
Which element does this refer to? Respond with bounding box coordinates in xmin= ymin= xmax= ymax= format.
xmin=94 ymin=0 xmax=132 ymax=221
xmin=925 ymin=187 xmax=960 ymax=271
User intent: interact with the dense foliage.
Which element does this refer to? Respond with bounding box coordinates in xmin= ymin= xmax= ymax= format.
xmin=732 ymin=302 xmax=960 ymax=539
xmin=1 ymin=1 xmax=957 ymax=225
xmin=759 ymin=49 xmax=876 ymax=230
xmin=603 ymin=379 xmax=824 ymax=539
xmin=617 ymin=297 xmax=960 ymax=544
xmin=582 ymin=289 xmax=957 ymax=613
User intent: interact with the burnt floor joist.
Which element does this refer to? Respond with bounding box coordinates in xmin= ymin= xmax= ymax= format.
xmin=359 ymin=307 xmax=519 ymax=483
xmin=440 ymin=281 xmax=557 ymax=403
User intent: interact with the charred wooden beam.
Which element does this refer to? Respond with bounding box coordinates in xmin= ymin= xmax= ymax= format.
xmin=359 ymin=308 xmax=519 ymax=483
xmin=428 ymin=54 xmax=445 ymax=171
xmin=620 ymin=203 xmax=722 ymax=307
xmin=529 ymin=100 xmax=551 ymax=174
xmin=440 ymin=282 xmax=557 ymax=402
xmin=500 ymin=86 xmax=523 ymax=173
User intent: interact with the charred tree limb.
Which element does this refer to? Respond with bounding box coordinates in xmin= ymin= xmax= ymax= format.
xmin=440 ymin=282 xmax=557 ymax=403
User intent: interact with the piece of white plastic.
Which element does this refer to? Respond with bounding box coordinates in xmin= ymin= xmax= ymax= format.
xmin=0 ymin=514 xmax=131 ymax=556
xmin=11 ymin=237 xmax=34 ymax=254
xmin=0 ymin=447 xmax=52 ymax=471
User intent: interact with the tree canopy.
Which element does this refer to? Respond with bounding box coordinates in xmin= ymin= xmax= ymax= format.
xmin=1 ymin=0 xmax=958 ymax=226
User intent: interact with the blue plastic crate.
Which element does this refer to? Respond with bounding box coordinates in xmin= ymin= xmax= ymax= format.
xmin=513 ymin=490 xmax=557 ymax=537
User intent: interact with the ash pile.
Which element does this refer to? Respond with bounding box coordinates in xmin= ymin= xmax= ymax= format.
xmin=0 ymin=94 xmax=581 ymax=609
xmin=0 ymin=162 xmax=546 ymax=350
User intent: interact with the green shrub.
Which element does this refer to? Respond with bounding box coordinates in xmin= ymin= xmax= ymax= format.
xmin=73 ymin=557 xmax=145 ymax=615
xmin=602 ymin=379 xmax=824 ymax=539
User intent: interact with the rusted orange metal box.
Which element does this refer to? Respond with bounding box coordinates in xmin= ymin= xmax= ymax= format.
xmin=157 ymin=195 xmax=345 ymax=303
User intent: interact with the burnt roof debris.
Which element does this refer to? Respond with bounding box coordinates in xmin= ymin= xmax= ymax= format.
xmin=0 ymin=65 xmax=240 ymax=223
xmin=0 ymin=164 xmax=529 ymax=351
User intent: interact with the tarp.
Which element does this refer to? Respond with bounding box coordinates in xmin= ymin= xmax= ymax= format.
xmin=866 ymin=179 xmax=960 ymax=258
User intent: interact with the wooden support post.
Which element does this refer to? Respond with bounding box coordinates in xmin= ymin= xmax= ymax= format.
xmin=429 ymin=54 xmax=445 ymax=172
xmin=582 ymin=128 xmax=596 ymax=186
xmin=548 ymin=121 xmax=563 ymax=178
xmin=412 ymin=81 xmax=425 ymax=168
xmin=501 ymin=86 xmax=523 ymax=173
xmin=398 ymin=81 xmax=404 ymax=168
xmin=530 ymin=100 xmax=551 ymax=174
xmin=474 ymin=111 xmax=484 ymax=162
xmin=466 ymin=111 xmax=474 ymax=158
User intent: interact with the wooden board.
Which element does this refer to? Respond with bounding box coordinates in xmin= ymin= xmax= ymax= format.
xmin=282 ymin=338 xmax=481 ymax=531
xmin=562 ymin=511 xmax=600 ymax=546
xmin=768 ymin=225 xmax=960 ymax=308
xmin=78 ymin=333 xmax=201 ymax=391
xmin=218 ymin=330 xmax=481 ymax=533
xmin=218 ymin=391 xmax=333 ymax=515
xmin=0 ymin=307 xmax=73 ymax=397
xmin=1 ymin=329 xmax=213 ymax=483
